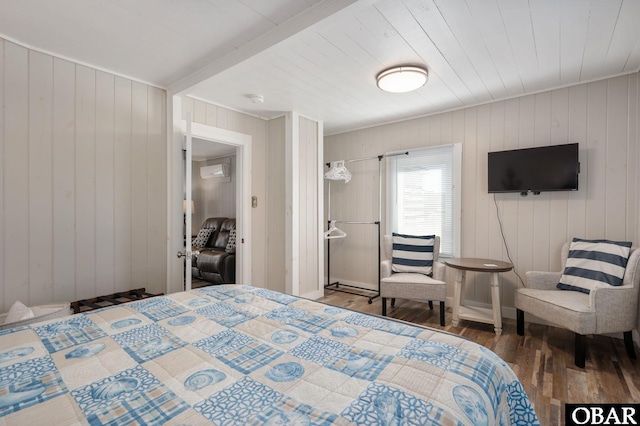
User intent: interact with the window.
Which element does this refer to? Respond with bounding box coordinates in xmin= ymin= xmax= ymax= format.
xmin=387 ymin=144 xmax=461 ymax=258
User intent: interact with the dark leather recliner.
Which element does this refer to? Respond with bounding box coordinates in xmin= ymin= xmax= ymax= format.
xmin=191 ymin=217 xmax=236 ymax=284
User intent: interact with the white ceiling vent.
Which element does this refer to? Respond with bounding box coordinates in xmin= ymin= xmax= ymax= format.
xmin=200 ymin=163 xmax=230 ymax=179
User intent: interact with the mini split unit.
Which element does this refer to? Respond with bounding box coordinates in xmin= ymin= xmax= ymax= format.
xmin=200 ymin=163 xmax=230 ymax=179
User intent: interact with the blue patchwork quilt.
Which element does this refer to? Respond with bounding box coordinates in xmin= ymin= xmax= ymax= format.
xmin=0 ymin=285 xmax=539 ymax=425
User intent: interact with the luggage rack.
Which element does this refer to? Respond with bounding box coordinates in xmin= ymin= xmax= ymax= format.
xmin=71 ymin=288 xmax=162 ymax=314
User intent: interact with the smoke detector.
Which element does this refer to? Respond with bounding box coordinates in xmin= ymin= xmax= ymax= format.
xmin=248 ymin=94 xmax=264 ymax=104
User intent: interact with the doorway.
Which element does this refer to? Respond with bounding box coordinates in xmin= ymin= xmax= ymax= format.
xmin=189 ymin=140 xmax=237 ymax=238
xmin=169 ymin=114 xmax=252 ymax=294
xmin=189 ymin=139 xmax=237 ymax=288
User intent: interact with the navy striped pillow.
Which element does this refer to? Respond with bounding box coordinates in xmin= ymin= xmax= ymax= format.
xmin=392 ymin=233 xmax=435 ymax=276
xmin=557 ymin=238 xmax=632 ymax=294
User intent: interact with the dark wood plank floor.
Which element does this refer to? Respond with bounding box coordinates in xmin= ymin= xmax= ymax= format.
xmin=318 ymin=289 xmax=640 ymax=426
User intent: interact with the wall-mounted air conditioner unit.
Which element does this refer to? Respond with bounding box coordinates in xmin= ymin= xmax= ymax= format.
xmin=200 ymin=163 xmax=230 ymax=179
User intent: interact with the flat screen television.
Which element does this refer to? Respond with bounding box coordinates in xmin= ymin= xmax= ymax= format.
xmin=487 ymin=143 xmax=579 ymax=194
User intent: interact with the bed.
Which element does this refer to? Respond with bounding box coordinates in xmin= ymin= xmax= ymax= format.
xmin=0 ymin=285 xmax=539 ymax=425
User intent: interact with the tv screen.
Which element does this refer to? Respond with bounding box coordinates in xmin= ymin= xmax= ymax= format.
xmin=487 ymin=143 xmax=579 ymax=194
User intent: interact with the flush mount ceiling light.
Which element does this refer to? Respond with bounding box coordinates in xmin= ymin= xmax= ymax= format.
xmin=376 ymin=66 xmax=428 ymax=93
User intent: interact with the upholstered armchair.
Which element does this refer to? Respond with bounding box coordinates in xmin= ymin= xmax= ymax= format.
xmin=515 ymin=240 xmax=639 ymax=368
xmin=380 ymin=235 xmax=447 ymax=326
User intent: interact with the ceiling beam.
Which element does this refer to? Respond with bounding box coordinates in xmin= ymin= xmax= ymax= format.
xmin=168 ymin=0 xmax=372 ymax=95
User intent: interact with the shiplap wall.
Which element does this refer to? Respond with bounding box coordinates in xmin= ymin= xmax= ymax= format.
xmin=266 ymin=115 xmax=321 ymax=297
xmin=267 ymin=117 xmax=286 ymax=293
xmin=191 ymin=156 xmax=236 ymax=235
xmin=0 ymin=39 xmax=167 ymax=311
xmin=298 ymin=116 xmax=320 ymax=297
xmin=325 ymin=73 xmax=640 ymax=314
xmin=181 ymin=98 xmax=269 ymax=288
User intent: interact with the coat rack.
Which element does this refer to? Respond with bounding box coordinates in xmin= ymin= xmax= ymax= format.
xmin=324 ymin=152 xmax=407 ymax=303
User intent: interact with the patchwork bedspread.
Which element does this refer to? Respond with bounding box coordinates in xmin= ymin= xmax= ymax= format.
xmin=0 ymin=285 xmax=539 ymax=425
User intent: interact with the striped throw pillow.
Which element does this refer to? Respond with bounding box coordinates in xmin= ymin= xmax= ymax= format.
xmin=392 ymin=233 xmax=435 ymax=276
xmin=557 ymin=238 xmax=632 ymax=294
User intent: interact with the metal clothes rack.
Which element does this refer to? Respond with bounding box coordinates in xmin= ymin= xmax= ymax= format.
xmin=325 ymin=152 xmax=407 ymax=304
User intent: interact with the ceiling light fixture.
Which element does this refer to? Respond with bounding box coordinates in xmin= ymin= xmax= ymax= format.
xmin=376 ymin=66 xmax=428 ymax=93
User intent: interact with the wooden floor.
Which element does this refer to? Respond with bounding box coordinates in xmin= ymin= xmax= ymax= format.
xmin=318 ymin=289 xmax=640 ymax=426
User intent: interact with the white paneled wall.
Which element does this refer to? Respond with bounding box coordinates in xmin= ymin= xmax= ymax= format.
xmin=267 ymin=117 xmax=286 ymax=293
xmin=325 ymin=73 xmax=640 ymax=314
xmin=298 ymin=116 xmax=320 ymax=297
xmin=0 ymin=39 xmax=167 ymax=311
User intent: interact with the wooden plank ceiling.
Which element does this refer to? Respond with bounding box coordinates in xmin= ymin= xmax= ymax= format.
xmin=1 ymin=0 xmax=639 ymax=135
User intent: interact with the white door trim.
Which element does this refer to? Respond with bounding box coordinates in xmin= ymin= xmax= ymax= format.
xmin=166 ymin=95 xmax=251 ymax=294
xmin=183 ymin=121 xmax=252 ymax=288
xmin=167 ymin=96 xmax=183 ymax=295
xmin=184 ymin=116 xmax=193 ymax=291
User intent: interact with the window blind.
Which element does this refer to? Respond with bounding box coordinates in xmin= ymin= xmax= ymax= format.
xmin=387 ymin=145 xmax=459 ymax=257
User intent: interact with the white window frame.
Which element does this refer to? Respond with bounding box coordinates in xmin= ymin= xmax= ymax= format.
xmin=386 ymin=144 xmax=462 ymax=258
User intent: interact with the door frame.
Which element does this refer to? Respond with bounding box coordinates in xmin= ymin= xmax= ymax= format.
xmin=167 ymin=96 xmax=252 ymax=294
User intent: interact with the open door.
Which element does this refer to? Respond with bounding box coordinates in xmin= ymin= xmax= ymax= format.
xmin=178 ymin=119 xmax=194 ymax=291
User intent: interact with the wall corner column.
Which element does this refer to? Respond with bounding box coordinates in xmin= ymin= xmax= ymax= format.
xmin=285 ymin=112 xmax=300 ymax=296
